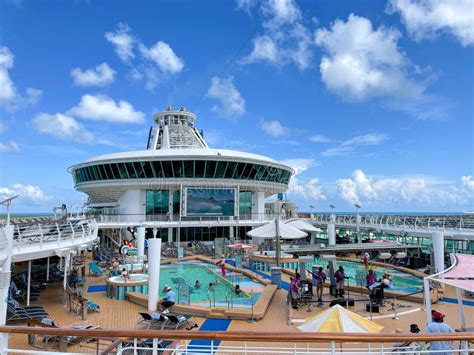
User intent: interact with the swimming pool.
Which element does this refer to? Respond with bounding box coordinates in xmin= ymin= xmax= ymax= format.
xmin=322 ymin=260 xmax=423 ymax=294
xmin=159 ymin=262 xmax=264 ymax=308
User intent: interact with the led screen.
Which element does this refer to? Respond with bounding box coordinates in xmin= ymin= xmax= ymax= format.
xmin=186 ymin=188 xmax=235 ymax=216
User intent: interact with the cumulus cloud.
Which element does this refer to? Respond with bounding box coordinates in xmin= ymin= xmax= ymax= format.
xmin=387 ymin=0 xmax=474 ymax=46
xmin=139 ymin=41 xmax=184 ymax=74
xmin=315 ymin=14 xmax=425 ymax=101
xmin=207 ymin=76 xmax=245 ymax=117
xmin=68 ymin=94 xmax=145 ymax=123
xmin=0 ymin=141 xmax=20 ymax=153
xmin=322 ymin=133 xmax=389 ymax=157
xmin=239 ymin=0 xmax=312 ymax=70
xmin=336 ymin=169 xmax=473 ymax=207
xmin=105 ymin=23 xmax=135 ymax=63
xmin=32 ymin=113 xmax=95 ymax=144
xmin=105 ymin=23 xmax=184 ymax=89
xmin=281 ymin=158 xmax=325 ymax=201
xmin=0 ymin=46 xmax=42 ymax=110
xmin=260 ymin=119 xmax=287 ymax=137
xmin=0 ymin=183 xmax=51 ymax=202
xmin=241 ymin=36 xmax=279 ymax=65
xmin=71 ymin=63 xmax=116 ymax=87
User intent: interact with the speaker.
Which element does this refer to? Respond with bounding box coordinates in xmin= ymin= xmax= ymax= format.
xmin=366 ymin=303 xmax=380 ymax=313
xmin=329 ymin=298 xmax=354 ymax=307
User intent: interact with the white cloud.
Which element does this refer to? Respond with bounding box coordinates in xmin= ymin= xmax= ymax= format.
xmin=241 ymin=36 xmax=279 ymax=65
xmin=262 ymin=0 xmax=301 ymax=28
xmin=315 ymin=14 xmax=424 ymax=101
xmin=32 ymin=113 xmax=94 ymax=144
xmin=239 ymin=0 xmax=312 ymax=70
xmin=260 ymin=119 xmax=287 ymax=137
xmin=0 ymin=46 xmax=15 ymax=103
xmin=336 ymin=169 xmax=472 ymax=207
xmin=236 ymin=0 xmax=256 ymax=13
xmin=71 ymin=63 xmax=116 ymax=87
xmin=0 ymin=141 xmax=20 ymax=153
xmin=207 ymin=76 xmax=245 ymax=117
xmin=322 ymin=133 xmax=389 ymax=157
xmin=139 ymin=41 xmax=184 ymax=74
xmin=309 ymin=134 xmax=330 ymax=143
xmin=105 ymin=23 xmax=184 ymax=90
xmin=0 ymin=183 xmax=51 ymax=202
xmin=105 ymin=23 xmax=135 ymax=63
xmin=387 ymin=0 xmax=474 ymax=46
xmin=0 ymin=46 xmax=42 ymax=110
xmin=281 ymin=158 xmax=326 ymax=201
xmin=68 ymin=94 xmax=145 ymax=123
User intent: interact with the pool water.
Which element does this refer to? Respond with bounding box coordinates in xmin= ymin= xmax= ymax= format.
xmin=159 ymin=262 xmax=264 ymax=308
xmin=331 ymin=260 xmax=423 ymax=294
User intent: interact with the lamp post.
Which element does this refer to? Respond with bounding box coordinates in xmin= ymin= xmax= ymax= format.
xmin=329 ymin=205 xmax=335 ymax=221
xmin=354 ymin=204 xmax=362 ymax=244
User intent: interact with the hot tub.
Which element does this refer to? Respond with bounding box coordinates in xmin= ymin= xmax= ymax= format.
xmin=106 ymin=273 xmax=149 ymax=300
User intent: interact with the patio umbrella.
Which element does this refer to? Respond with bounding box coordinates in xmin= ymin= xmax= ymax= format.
xmin=285 ymin=219 xmax=322 ymax=233
xmin=247 ymin=221 xmax=307 ymax=239
xmin=298 ymin=304 xmax=384 ymax=333
xmin=247 ymin=219 xmax=307 ymax=266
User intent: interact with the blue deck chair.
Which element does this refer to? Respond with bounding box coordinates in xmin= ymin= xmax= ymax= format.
xmin=89 ymin=262 xmax=105 ymax=276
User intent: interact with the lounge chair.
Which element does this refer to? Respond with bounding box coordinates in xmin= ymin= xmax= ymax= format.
xmin=161 ymin=313 xmax=196 ymax=330
xmin=89 ymin=261 xmax=105 ymax=276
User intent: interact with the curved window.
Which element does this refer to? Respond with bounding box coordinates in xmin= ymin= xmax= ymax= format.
xmin=72 ymin=159 xmax=292 ymax=185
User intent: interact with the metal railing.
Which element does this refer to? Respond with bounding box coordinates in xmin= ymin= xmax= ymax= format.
xmin=1 ymin=326 xmax=473 ymax=354
xmin=12 ymin=218 xmax=98 ymax=249
xmin=312 ymin=214 xmax=474 ymax=233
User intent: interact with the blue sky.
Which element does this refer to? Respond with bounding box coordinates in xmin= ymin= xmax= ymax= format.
xmin=0 ymin=0 xmax=473 ymax=213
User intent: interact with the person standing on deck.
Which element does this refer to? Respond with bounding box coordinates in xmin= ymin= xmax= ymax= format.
xmin=426 ymin=311 xmax=454 ymax=355
xmin=334 ymin=266 xmax=345 ymax=298
xmin=315 ymin=267 xmax=326 ymax=303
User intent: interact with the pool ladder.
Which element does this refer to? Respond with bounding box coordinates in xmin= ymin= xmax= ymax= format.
xmin=225 ymin=290 xmax=234 ymax=309
xmin=207 ymin=288 xmax=216 ymax=308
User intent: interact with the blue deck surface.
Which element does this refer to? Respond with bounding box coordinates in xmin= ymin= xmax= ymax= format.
xmin=188 ymin=318 xmax=232 ymax=352
xmin=87 ymin=284 xmax=107 ymax=293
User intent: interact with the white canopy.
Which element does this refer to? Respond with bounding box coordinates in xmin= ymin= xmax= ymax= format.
xmin=285 ymin=219 xmax=322 ymax=233
xmin=247 ymin=220 xmax=307 ymax=239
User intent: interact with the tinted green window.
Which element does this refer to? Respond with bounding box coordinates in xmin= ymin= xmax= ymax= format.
xmin=239 ymin=191 xmax=252 ymax=216
xmin=184 ymin=161 xmax=194 ymax=178
xmin=117 ymin=163 xmax=129 ymax=179
xmin=103 ymin=164 xmax=114 ymax=179
xmin=173 ymin=190 xmax=180 ymax=214
xmin=247 ymin=164 xmax=258 ymax=180
xmin=98 ymin=165 xmax=109 ymax=179
xmin=215 ymin=161 xmax=227 ymax=178
xmin=110 ymin=164 xmax=120 ymax=179
xmin=142 ymin=161 xmax=154 ymax=178
xmin=146 ymin=190 xmax=169 ymax=215
xmin=133 ymin=162 xmax=145 ymax=178
xmin=241 ymin=163 xmax=253 ymax=179
xmin=172 ymin=161 xmax=184 ymax=178
xmin=161 ymin=161 xmax=174 ymax=178
xmin=205 ymin=160 xmax=217 ymax=178
xmin=233 ymin=163 xmax=246 ymax=179
xmin=152 ymin=161 xmax=164 ymax=178
xmin=195 ymin=160 xmax=205 ymax=178
xmin=125 ymin=162 xmax=137 ymax=178
xmin=224 ymin=162 xmax=237 ymax=178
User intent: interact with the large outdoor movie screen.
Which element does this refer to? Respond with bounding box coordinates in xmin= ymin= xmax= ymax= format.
xmin=186 ymin=188 xmax=235 ymax=216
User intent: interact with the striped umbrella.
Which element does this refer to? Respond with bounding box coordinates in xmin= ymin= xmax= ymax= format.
xmin=298 ymin=305 xmax=384 ymax=333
